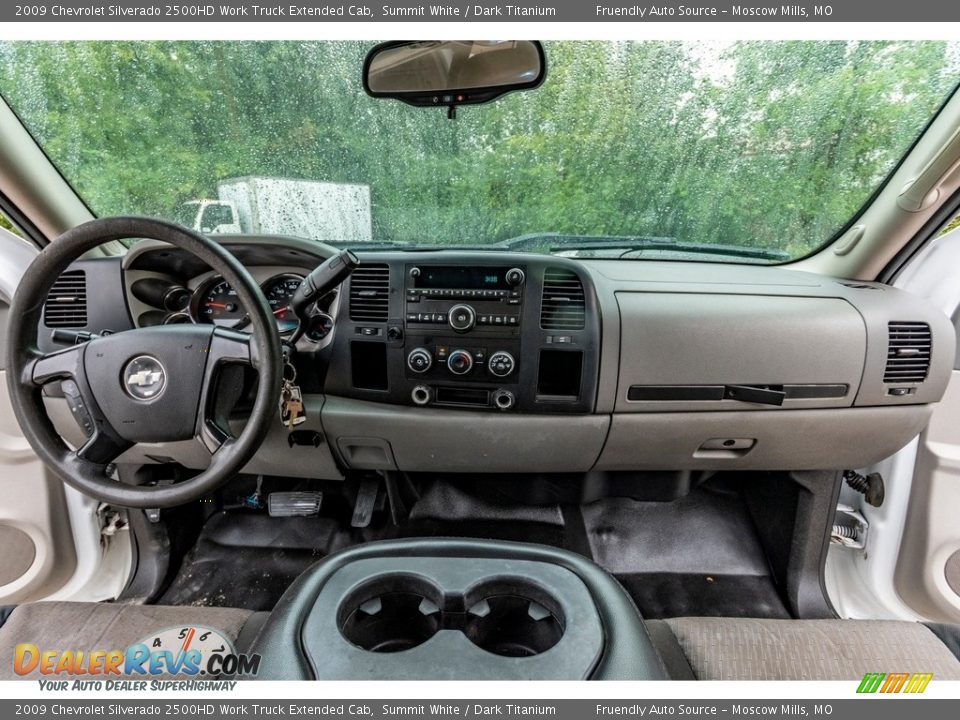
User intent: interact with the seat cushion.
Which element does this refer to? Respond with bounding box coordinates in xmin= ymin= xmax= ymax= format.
xmin=0 ymin=601 xmax=255 ymax=680
xmin=650 ymin=617 xmax=960 ymax=680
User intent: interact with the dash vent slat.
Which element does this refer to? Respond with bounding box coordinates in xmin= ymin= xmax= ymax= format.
xmin=884 ymin=321 xmax=932 ymax=384
xmin=540 ymin=268 xmax=586 ymax=331
xmin=43 ymin=270 xmax=88 ymax=327
xmin=348 ymin=264 xmax=390 ymax=322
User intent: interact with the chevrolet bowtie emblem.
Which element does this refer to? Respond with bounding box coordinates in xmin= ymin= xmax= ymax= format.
xmin=122 ymin=356 xmax=166 ymax=400
xmin=127 ymin=370 xmax=162 ymax=387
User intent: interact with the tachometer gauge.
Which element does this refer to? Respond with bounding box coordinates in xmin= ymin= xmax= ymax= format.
xmin=194 ymin=277 xmax=245 ymax=325
xmin=261 ymin=274 xmax=304 ymax=334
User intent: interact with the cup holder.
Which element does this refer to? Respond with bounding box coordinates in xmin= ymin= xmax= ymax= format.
xmin=338 ymin=575 xmax=442 ymax=653
xmin=337 ymin=574 xmax=566 ymax=658
xmin=465 ymin=595 xmax=564 ymax=657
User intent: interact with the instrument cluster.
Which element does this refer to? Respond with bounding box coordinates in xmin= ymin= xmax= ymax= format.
xmin=131 ymin=271 xmax=336 ymax=342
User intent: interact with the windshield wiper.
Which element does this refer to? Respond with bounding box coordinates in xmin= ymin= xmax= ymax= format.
xmin=499 ymin=233 xmax=791 ymax=262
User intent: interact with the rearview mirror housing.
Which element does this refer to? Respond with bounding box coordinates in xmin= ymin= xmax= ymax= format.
xmin=363 ymin=41 xmax=546 ymax=110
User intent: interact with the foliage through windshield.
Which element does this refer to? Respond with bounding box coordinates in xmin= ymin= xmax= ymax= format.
xmin=0 ymin=41 xmax=957 ymax=261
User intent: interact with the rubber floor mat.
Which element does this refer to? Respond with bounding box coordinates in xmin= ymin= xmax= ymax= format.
xmin=158 ymin=512 xmax=360 ymax=611
xmin=615 ymin=572 xmax=790 ymax=619
xmin=583 ymin=488 xmax=791 ymax=619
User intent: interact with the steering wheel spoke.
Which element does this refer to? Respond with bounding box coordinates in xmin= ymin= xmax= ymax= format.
xmin=24 ymin=344 xmax=84 ymax=387
xmin=209 ymin=326 xmax=256 ymax=365
xmin=76 ymin=425 xmax=132 ymax=465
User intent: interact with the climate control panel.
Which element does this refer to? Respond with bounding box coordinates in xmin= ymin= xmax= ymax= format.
xmin=406 ymin=345 xmax=517 ymax=380
xmin=400 ymin=337 xmax=521 ymax=410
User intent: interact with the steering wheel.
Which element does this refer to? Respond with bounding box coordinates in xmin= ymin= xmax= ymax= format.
xmin=5 ymin=217 xmax=283 ymax=508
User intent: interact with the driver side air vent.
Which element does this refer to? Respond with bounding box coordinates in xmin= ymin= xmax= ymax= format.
xmin=884 ymin=321 xmax=932 ymax=383
xmin=540 ymin=268 xmax=585 ymax=331
xmin=43 ymin=270 xmax=88 ymax=327
xmin=349 ymin=264 xmax=390 ymax=322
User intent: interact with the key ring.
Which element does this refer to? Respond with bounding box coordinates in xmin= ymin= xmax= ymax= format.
xmin=282 ymin=362 xmax=297 ymax=384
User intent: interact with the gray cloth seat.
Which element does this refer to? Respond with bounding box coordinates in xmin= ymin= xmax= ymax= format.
xmin=647 ymin=617 xmax=960 ymax=681
xmin=0 ymin=601 xmax=266 ymax=680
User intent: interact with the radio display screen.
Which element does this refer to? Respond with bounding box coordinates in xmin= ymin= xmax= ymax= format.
xmin=414 ymin=266 xmax=511 ymax=290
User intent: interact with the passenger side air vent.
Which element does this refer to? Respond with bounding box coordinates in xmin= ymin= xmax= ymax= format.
xmin=884 ymin=321 xmax=932 ymax=383
xmin=540 ymin=268 xmax=585 ymax=331
xmin=349 ymin=264 xmax=390 ymax=322
xmin=43 ymin=270 xmax=88 ymax=327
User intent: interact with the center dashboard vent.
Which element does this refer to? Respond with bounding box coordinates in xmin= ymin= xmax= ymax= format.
xmin=540 ymin=268 xmax=585 ymax=331
xmin=43 ymin=270 xmax=88 ymax=327
xmin=885 ymin=321 xmax=932 ymax=383
xmin=349 ymin=264 xmax=390 ymax=322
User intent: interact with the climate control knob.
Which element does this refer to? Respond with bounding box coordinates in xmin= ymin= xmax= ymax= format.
xmin=447 ymin=349 xmax=474 ymax=375
xmin=488 ymin=351 xmax=516 ymax=378
xmin=407 ymin=347 xmax=433 ymax=373
xmin=448 ymin=304 xmax=476 ymax=332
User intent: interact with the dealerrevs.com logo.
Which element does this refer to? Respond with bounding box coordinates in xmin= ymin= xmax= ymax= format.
xmin=13 ymin=625 xmax=260 ymax=678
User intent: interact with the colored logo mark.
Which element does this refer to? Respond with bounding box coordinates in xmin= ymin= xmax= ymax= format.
xmin=857 ymin=672 xmax=933 ymax=694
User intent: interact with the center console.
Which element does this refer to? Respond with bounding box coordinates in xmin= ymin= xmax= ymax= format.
xmin=323 ymin=253 xmax=601 ymax=414
xmin=403 ymin=263 xmax=526 ymax=411
xmin=245 ymin=538 xmax=668 ymax=680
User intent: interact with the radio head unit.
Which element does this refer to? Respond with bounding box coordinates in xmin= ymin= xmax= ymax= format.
xmin=405 ymin=264 xmax=525 ymax=333
xmin=413 ymin=266 xmax=516 ymax=291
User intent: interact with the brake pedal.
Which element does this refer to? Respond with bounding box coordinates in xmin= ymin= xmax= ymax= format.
xmin=267 ymin=491 xmax=322 ymax=517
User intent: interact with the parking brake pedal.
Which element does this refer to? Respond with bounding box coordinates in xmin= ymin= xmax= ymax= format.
xmin=267 ymin=491 xmax=322 ymax=517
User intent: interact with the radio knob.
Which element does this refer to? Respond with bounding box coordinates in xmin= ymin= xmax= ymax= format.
xmin=409 ymin=267 xmax=421 ymax=279
xmin=407 ymin=347 xmax=433 ymax=373
xmin=448 ymin=304 xmax=476 ymax=332
xmin=505 ymin=268 xmax=525 ymax=286
xmin=488 ymin=351 xmax=516 ymax=378
xmin=447 ymin=349 xmax=474 ymax=375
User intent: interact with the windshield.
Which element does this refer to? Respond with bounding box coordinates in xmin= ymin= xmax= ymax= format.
xmin=0 ymin=41 xmax=957 ymax=262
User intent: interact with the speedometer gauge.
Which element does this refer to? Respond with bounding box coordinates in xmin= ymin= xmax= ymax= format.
xmin=195 ymin=278 xmax=245 ymax=325
xmin=261 ymin=274 xmax=304 ymax=334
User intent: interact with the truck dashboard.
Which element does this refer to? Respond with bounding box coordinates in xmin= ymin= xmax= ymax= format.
xmin=38 ymin=234 xmax=954 ymax=481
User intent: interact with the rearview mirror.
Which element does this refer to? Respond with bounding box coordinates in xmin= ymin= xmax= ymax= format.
xmin=363 ymin=41 xmax=545 ymax=112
